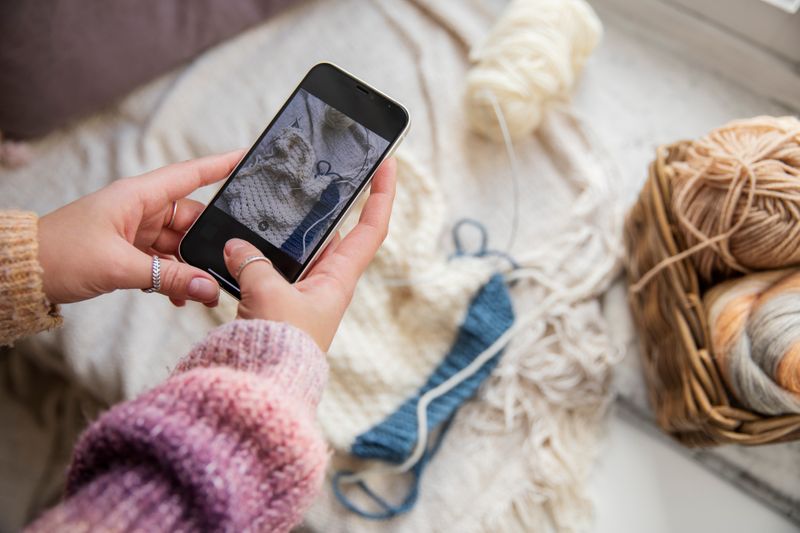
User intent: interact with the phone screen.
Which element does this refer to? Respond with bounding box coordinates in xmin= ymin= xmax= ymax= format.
xmin=215 ymin=88 xmax=390 ymax=265
xmin=180 ymin=64 xmax=408 ymax=297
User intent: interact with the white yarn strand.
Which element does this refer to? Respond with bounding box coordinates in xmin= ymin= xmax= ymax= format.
xmin=486 ymin=90 xmax=522 ymax=253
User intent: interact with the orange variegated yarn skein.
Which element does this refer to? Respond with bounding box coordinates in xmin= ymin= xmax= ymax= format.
xmin=705 ymin=269 xmax=800 ymax=415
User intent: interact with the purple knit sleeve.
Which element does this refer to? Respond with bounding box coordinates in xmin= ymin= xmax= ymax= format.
xmin=25 ymin=320 xmax=330 ymax=533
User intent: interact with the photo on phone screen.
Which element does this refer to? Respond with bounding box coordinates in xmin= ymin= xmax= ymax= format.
xmin=213 ymin=88 xmax=389 ymax=265
xmin=179 ymin=63 xmax=409 ymax=298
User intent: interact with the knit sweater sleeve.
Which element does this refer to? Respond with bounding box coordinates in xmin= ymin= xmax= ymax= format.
xmin=0 ymin=210 xmax=62 ymax=346
xmin=25 ymin=320 xmax=330 ymax=533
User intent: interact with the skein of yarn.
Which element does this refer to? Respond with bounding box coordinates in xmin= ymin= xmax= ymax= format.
xmin=705 ymin=269 xmax=800 ymax=415
xmin=671 ymin=116 xmax=800 ymax=283
xmin=465 ymin=0 xmax=602 ymax=141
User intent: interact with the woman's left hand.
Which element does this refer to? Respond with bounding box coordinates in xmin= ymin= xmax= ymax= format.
xmin=37 ymin=150 xmax=245 ymax=306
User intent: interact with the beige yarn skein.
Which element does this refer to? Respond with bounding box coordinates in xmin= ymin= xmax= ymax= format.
xmin=465 ymin=0 xmax=602 ymax=141
xmin=671 ymin=116 xmax=800 ymax=283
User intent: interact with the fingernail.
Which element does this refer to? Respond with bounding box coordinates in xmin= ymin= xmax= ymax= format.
xmin=225 ymin=238 xmax=248 ymax=256
xmin=188 ymin=277 xmax=219 ymax=301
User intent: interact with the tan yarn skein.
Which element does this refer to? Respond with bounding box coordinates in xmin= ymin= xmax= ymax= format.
xmin=629 ymin=116 xmax=800 ymax=293
xmin=671 ymin=116 xmax=800 ymax=283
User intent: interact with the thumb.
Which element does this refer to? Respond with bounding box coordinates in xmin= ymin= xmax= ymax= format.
xmin=128 ymin=250 xmax=220 ymax=303
xmin=223 ymin=239 xmax=288 ymax=295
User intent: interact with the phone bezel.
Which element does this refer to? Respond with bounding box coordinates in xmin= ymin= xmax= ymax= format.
xmin=178 ymin=62 xmax=410 ymax=299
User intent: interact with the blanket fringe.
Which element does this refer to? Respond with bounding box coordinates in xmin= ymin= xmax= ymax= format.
xmin=464 ymin=109 xmax=624 ymax=532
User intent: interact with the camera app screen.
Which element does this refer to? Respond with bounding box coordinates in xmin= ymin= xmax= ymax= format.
xmin=213 ymin=89 xmax=390 ymax=264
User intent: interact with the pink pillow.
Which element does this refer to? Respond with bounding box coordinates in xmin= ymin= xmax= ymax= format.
xmin=0 ymin=0 xmax=296 ymax=138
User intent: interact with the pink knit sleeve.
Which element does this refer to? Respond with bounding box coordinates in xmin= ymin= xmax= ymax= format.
xmin=25 ymin=320 xmax=329 ymax=533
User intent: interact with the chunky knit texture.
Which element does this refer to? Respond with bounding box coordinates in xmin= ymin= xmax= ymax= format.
xmin=349 ymin=274 xmax=514 ymax=466
xmin=224 ymin=126 xmax=325 ymax=245
xmin=0 ymin=210 xmax=61 ymax=346
xmin=25 ymin=320 xmax=329 ymax=532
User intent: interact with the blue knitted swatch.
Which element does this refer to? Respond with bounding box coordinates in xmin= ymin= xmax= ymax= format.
xmin=333 ymin=273 xmax=514 ymax=518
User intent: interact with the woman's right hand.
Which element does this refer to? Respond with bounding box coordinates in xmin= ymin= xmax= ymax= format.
xmin=222 ymin=158 xmax=396 ymax=351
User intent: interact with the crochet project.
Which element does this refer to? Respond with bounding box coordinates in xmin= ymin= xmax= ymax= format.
xmin=0 ymin=1 xmax=624 ymax=530
xmin=220 ymin=126 xmax=326 ymax=247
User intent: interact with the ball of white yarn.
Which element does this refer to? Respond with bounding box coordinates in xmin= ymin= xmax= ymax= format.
xmin=465 ymin=0 xmax=602 ymax=141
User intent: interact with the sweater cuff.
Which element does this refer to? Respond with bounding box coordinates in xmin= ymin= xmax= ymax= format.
xmin=0 ymin=211 xmax=61 ymax=346
xmin=174 ymin=319 xmax=328 ymax=409
xmin=25 ymin=465 xmax=192 ymax=532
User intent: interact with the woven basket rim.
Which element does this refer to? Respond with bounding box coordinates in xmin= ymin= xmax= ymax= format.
xmin=624 ymin=140 xmax=800 ymax=447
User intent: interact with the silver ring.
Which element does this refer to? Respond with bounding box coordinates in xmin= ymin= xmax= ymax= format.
xmin=141 ymin=255 xmax=162 ymax=293
xmin=236 ymin=255 xmax=271 ymax=278
xmin=166 ymin=200 xmax=178 ymax=229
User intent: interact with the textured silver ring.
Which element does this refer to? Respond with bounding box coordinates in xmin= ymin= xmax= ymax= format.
xmin=166 ymin=200 xmax=178 ymax=229
xmin=141 ymin=255 xmax=162 ymax=293
xmin=236 ymin=255 xmax=271 ymax=278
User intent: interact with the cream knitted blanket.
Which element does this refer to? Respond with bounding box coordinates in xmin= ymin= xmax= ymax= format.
xmin=0 ymin=0 xmax=622 ymax=531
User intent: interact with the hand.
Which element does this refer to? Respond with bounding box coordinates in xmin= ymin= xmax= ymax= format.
xmin=222 ymin=158 xmax=397 ymax=351
xmin=38 ymin=150 xmax=246 ymax=306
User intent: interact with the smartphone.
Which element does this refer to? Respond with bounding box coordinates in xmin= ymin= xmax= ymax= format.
xmin=179 ymin=63 xmax=410 ymax=299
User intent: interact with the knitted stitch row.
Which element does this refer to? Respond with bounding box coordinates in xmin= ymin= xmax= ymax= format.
xmin=334 ymin=273 xmax=515 ymax=518
xmin=26 ymin=320 xmax=329 ymax=532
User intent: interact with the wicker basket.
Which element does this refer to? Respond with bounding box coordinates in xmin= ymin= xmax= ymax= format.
xmin=624 ymin=141 xmax=800 ymax=446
